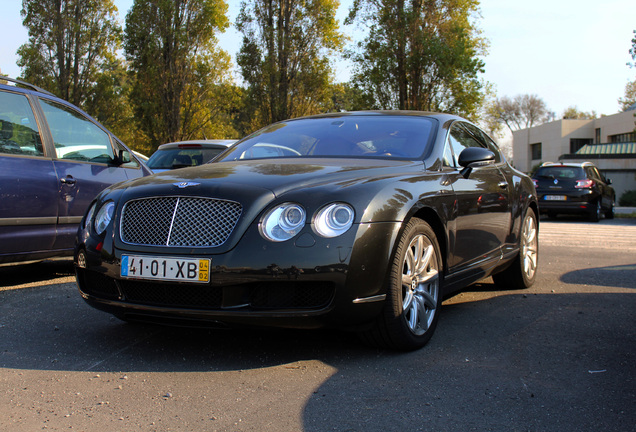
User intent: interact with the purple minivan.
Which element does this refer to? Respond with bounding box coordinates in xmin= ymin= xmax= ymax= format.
xmin=0 ymin=78 xmax=151 ymax=265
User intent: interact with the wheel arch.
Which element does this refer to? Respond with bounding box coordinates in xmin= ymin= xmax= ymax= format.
xmin=410 ymin=206 xmax=448 ymax=277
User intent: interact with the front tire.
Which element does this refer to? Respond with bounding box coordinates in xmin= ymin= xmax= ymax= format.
xmin=360 ymin=218 xmax=442 ymax=351
xmin=493 ymin=208 xmax=539 ymax=290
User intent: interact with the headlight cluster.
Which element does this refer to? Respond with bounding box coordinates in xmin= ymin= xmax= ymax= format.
xmin=85 ymin=201 xmax=115 ymax=236
xmin=314 ymin=203 xmax=355 ymax=238
xmin=260 ymin=203 xmax=306 ymax=242
xmin=260 ymin=202 xmax=354 ymax=242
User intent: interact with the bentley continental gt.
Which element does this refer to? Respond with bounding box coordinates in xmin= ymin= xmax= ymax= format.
xmin=75 ymin=111 xmax=539 ymax=350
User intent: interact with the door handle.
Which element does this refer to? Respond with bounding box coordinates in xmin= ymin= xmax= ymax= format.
xmin=60 ymin=176 xmax=76 ymax=186
xmin=498 ymin=181 xmax=508 ymax=189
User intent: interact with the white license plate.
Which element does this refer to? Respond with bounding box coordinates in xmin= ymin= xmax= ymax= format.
xmin=121 ymin=255 xmax=210 ymax=283
xmin=545 ymin=195 xmax=567 ymax=201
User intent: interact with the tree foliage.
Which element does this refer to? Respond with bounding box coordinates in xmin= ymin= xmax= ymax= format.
xmin=236 ymin=0 xmax=345 ymax=132
xmin=487 ymin=94 xmax=554 ymax=133
xmin=561 ymin=106 xmax=597 ymax=120
xmin=124 ymin=0 xmax=232 ymax=148
xmin=17 ymin=0 xmax=122 ymax=109
xmin=618 ymin=80 xmax=636 ymax=112
xmin=346 ymin=0 xmax=487 ymax=118
xmin=629 ymin=29 xmax=636 ymax=68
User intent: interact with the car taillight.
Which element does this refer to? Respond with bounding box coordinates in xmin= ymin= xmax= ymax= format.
xmin=575 ymin=179 xmax=595 ymax=188
xmin=532 ymin=179 xmax=538 ymax=188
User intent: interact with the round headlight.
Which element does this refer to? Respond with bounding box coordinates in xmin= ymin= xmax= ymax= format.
xmin=84 ymin=202 xmax=97 ymax=230
xmin=314 ymin=203 xmax=355 ymax=238
xmin=94 ymin=201 xmax=115 ymax=235
xmin=261 ymin=203 xmax=306 ymax=242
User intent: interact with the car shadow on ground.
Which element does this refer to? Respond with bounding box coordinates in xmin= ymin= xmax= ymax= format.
xmin=3 ymin=281 xmax=634 ymax=431
xmin=560 ymin=264 xmax=636 ymax=289
xmin=1 ymin=266 xmax=635 ymax=431
xmin=0 ymin=260 xmax=74 ymax=289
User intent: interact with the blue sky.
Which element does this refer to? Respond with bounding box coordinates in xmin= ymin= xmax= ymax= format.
xmin=1 ymin=0 xmax=634 ymax=117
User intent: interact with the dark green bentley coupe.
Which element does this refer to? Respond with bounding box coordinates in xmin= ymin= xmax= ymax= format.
xmin=75 ymin=111 xmax=539 ymax=351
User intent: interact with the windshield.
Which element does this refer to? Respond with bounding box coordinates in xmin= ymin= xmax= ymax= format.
xmin=535 ymin=166 xmax=585 ymax=180
xmin=219 ymin=116 xmax=436 ymax=161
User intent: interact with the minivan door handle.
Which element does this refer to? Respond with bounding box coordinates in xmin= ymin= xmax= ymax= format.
xmin=60 ymin=176 xmax=76 ymax=186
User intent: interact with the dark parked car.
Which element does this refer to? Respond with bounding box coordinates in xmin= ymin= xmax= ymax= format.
xmin=75 ymin=111 xmax=539 ymax=350
xmin=146 ymin=140 xmax=235 ymax=173
xmin=0 ymin=77 xmax=151 ymax=265
xmin=532 ymin=162 xmax=615 ymax=221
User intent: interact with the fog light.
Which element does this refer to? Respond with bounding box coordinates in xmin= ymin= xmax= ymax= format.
xmin=77 ymin=250 xmax=87 ymax=269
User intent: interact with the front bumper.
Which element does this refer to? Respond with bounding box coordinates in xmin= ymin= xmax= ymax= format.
xmin=75 ymin=221 xmax=402 ymax=330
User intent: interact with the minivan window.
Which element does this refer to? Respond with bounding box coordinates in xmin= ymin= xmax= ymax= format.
xmin=40 ymin=99 xmax=114 ymax=164
xmin=0 ymin=91 xmax=44 ymax=156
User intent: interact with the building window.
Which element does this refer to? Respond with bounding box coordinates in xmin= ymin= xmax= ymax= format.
xmin=530 ymin=143 xmax=542 ymax=160
xmin=570 ymin=138 xmax=593 ymax=153
xmin=595 ymin=128 xmax=601 ymax=144
xmin=608 ymin=132 xmax=635 ymax=143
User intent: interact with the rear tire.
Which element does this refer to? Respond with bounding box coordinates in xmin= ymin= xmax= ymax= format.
xmin=589 ymin=201 xmax=601 ymax=222
xmin=605 ymin=201 xmax=615 ymax=219
xmin=360 ymin=218 xmax=442 ymax=351
xmin=493 ymin=208 xmax=538 ymax=290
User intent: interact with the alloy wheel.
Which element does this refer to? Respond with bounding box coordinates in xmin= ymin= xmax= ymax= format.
xmin=401 ymin=234 xmax=439 ymax=336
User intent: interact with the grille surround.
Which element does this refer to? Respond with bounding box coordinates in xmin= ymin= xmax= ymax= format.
xmin=120 ymin=196 xmax=242 ymax=247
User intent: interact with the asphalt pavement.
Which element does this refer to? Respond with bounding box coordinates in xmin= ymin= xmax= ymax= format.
xmin=0 ymin=217 xmax=635 ymax=431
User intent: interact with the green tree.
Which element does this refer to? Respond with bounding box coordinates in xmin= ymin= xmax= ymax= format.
xmin=562 ymin=106 xmax=597 ymax=120
xmin=124 ymin=0 xmax=232 ymax=148
xmin=236 ymin=0 xmax=345 ymax=131
xmin=17 ymin=0 xmax=122 ymax=109
xmin=79 ymin=55 xmax=137 ymax=145
xmin=618 ymin=80 xmax=636 ymax=111
xmin=346 ymin=0 xmax=487 ymax=118
xmin=628 ymin=29 xmax=636 ymax=68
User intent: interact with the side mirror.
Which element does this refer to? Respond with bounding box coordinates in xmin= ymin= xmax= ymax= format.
xmin=114 ymin=149 xmax=132 ymax=166
xmin=458 ymin=147 xmax=495 ymax=178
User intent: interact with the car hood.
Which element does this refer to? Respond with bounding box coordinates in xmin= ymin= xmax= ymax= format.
xmin=103 ymin=158 xmax=427 ymax=254
xmin=117 ymin=158 xmax=426 ymax=197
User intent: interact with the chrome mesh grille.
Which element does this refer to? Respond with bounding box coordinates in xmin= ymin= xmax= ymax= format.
xmin=121 ymin=197 xmax=242 ymax=247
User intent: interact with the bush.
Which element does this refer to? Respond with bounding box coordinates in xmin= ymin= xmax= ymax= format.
xmin=619 ymin=190 xmax=636 ymax=206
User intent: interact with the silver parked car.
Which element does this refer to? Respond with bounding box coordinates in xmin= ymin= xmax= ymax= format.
xmin=146 ymin=140 xmax=235 ymax=173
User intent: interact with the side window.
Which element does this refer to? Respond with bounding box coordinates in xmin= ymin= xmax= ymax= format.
xmin=481 ymin=134 xmax=504 ymax=163
xmin=442 ymin=141 xmax=455 ymax=167
xmin=589 ymin=167 xmax=603 ymax=182
xmin=39 ymin=98 xmax=114 ymax=164
xmin=0 ymin=91 xmax=44 ymax=156
xmin=447 ymin=123 xmax=483 ymax=166
xmin=462 ymin=122 xmax=503 ymax=163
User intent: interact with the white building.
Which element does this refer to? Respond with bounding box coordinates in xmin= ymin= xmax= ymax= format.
xmin=512 ymin=108 xmax=636 ymax=199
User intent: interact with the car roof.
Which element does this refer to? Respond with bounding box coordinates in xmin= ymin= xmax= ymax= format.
xmin=157 ymin=140 xmax=236 ymax=150
xmin=538 ymin=161 xmax=595 ymax=169
xmin=0 ymin=76 xmax=55 ymax=96
xmin=294 ymin=110 xmax=458 ymax=122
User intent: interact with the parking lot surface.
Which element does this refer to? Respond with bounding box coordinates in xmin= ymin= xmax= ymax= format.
xmin=1 ymin=217 xmax=635 ymax=431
